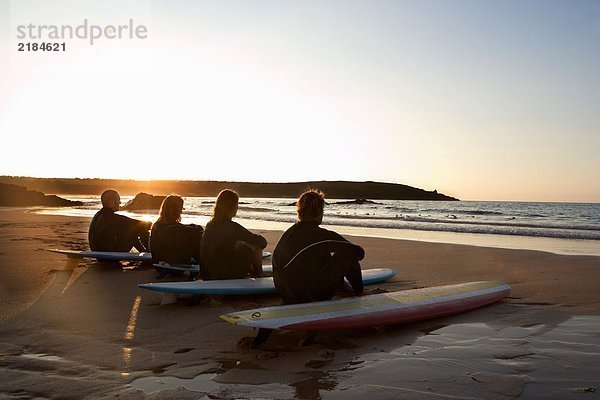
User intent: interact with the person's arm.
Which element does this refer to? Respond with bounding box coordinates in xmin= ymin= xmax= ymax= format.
xmin=114 ymin=214 xmax=151 ymax=231
xmin=323 ymin=229 xmax=365 ymax=260
xmin=233 ymin=222 xmax=267 ymax=249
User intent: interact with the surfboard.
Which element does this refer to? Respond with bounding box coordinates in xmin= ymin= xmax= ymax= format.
xmin=49 ymin=249 xmax=271 ymax=262
xmin=48 ymin=249 xmax=152 ymax=262
xmin=220 ymin=281 xmax=511 ymax=331
xmin=138 ymin=268 xmax=396 ymax=296
xmin=153 ymin=262 xmax=275 ymax=274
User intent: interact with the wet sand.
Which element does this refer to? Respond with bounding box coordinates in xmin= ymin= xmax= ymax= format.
xmin=0 ymin=208 xmax=599 ymax=399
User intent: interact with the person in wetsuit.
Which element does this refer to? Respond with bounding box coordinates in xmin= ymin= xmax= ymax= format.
xmin=150 ymin=195 xmax=204 ymax=269
xmin=88 ymin=189 xmax=151 ymax=252
xmin=199 ymin=189 xmax=267 ymax=280
xmin=273 ymin=189 xmax=364 ymax=304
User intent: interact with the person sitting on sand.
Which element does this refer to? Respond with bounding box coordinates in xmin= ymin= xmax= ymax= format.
xmin=88 ymin=189 xmax=151 ymax=252
xmin=150 ymin=195 xmax=204 ymax=275
xmin=273 ymin=189 xmax=364 ymax=304
xmin=199 ymin=189 xmax=267 ymax=280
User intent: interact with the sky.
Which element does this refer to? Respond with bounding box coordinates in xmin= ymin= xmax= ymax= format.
xmin=0 ymin=0 xmax=598 ymax=202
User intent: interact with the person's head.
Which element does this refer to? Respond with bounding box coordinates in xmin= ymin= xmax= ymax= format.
xmin=296 ymin=189 xmax=325 ymax=223
xmin=101 ymin=190 xmax=121 ymax=211
xmin=158 ymin=195 xmax=184 ymax=224
xmin=211 ymin=189 xmax=239 ymax=222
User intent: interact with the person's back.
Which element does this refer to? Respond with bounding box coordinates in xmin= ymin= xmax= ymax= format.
xmin=150 ymin=220 xmax=203 ymax=265
xmin=274 ymin=220 xmax=351 ymax=276
xmin=200 ymin=219 xmax=266 ymax=279
xmin=273 ymin=190 xmax=364 ymax=304
xmin=89 ymin=190 xmax=150 ymax=252
xmin=150 ymin=195 xmax=204 ymax=266
xmin=199 ymin=190 xmax=266 ymax=280
xmin=89 ymin=206 xmax=122 ymax=251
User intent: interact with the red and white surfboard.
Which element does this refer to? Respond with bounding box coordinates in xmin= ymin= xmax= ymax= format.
xmin=220 ymin=281 xmax=511 ymax=330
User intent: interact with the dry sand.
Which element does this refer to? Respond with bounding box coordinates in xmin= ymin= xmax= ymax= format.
xmin=0 ymin=208 xmax=599 ymax=399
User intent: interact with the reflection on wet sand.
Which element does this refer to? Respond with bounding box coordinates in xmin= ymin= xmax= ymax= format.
xmin=125 ymin=296 xmax=142 ymax=340
xmin=329 ymin=315 xmax=600 ymax=399
xmin=128 ymin=308 xmax=599 ymax=399
xmin=121 ymin=347 xmax=133 ymax=377
xmin=291 ymin=370 xmax=337 ymax=399
xmin=122 ymin=295 xmax=142 ymax=376
xmin=130 ymin=374 xmax=294 ymax=398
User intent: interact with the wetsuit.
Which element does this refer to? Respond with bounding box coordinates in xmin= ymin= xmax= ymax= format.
xmin=200 ymin=220 xmax=267 ymax=280
xmin=88 ymin=207 xmax=151 ymax=252
xmin=273 ymin=221 xmax=364 ymax=304
xmin=150 ymin=221 xmax=204 ymax=265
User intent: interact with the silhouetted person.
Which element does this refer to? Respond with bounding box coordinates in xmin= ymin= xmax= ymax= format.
xmin=88 ymin=189 xmax=151 ymax=252
xmin=273 ymin=189 xmax=364 ymax=304
xmin=200 ymin=189 xmax=266 ymax=280
xmin=150 ymin=194 xmax=203 ymax=266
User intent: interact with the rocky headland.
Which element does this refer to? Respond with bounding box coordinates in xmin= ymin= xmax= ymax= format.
xmin=0 ymin=183 xmax=83 ymax=207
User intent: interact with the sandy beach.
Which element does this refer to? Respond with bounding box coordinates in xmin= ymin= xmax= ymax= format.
xmin=1 ymin=208 xmax=599 ymax=399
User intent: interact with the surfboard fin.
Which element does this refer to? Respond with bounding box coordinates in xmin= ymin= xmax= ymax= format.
xmin=252 ymin=328 xmax=273 ymax=347
xmin=302 ymin=330 xmax=318 ymax=346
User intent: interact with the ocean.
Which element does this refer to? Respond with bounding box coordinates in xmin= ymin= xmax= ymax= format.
xmin=40 ymin=196 xmax=600 ymax=257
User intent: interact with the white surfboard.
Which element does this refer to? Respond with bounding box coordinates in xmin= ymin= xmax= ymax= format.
xmin=48 ymin=249 xmax=152 ymax=262
xmin=49 ymin=249 xmax=271 ymax=263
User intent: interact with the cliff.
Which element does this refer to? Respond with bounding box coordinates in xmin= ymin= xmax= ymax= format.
xmin=0 ymin=183 xmax=84 ymax=207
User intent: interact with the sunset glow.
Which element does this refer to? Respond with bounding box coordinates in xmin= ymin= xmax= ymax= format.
xmin=1 ymin=0 xmax=598 ymax=202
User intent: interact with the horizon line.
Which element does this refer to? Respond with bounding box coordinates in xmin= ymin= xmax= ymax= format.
xmin=1 ymin=175 xmax=598 ymax=204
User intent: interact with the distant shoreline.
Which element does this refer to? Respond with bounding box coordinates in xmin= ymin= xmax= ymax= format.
xmin=0 ymin=176 xmax=459 ymax=201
